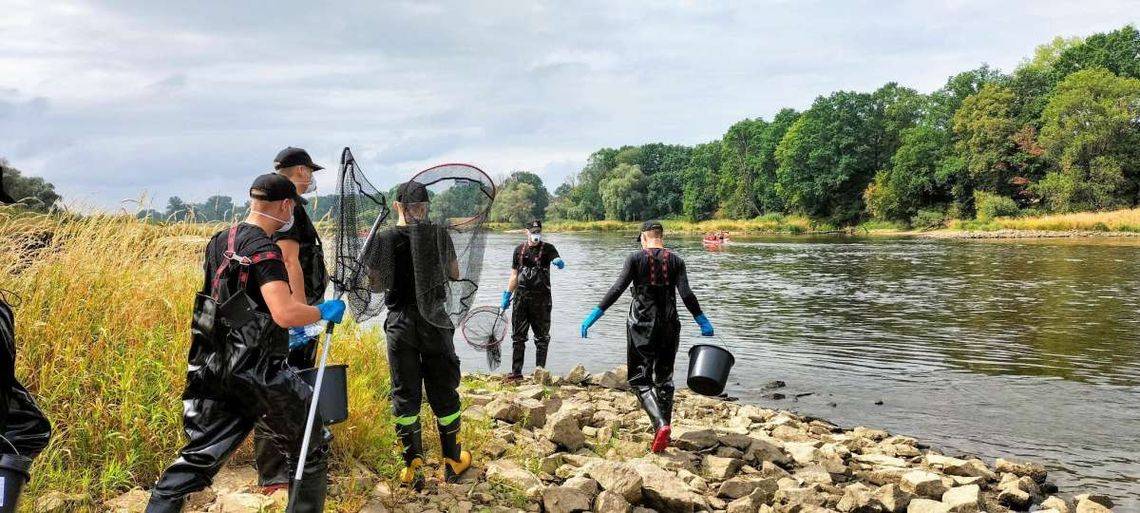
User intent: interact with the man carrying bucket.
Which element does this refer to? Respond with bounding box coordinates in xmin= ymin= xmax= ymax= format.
xmin=500 ymin=219 xmax=565 ymax=382
xmin=580 ymin=221 xmax=714 ymax=453
xmin=145 ymin=174 xmax=346 ymax=513
xmin=253 ymin=146 xmax=330 ymax=496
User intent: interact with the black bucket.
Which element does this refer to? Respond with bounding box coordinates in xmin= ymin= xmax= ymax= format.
xmin=0 ymin=454 xmax=31 ymax=513
xmin=687 ymin=344 xmax=735 ymax=396
xmin=299 ymin=364 xmax=349 ymax=425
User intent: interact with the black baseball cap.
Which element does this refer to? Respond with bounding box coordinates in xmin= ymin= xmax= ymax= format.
xmin=527 ymin=219 xmax=542 ymax=232
xmin=0 ymin=165 xmax=13 ymax=204
xmin=635 ymin=220 xmax=664 ymax=242
xmin=397 ymin=181 xmax=430 ymax=203
xmin=250 ymin=173 xmax=301 ymax=202
xmin=274 ymin=147 xmax=324 ymax=171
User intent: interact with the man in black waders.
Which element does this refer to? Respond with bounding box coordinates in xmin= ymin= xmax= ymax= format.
xmin=146 ymin=174 xmax=346 ymax=513
xmin=0 ymin=169 xmax=53 ymax=511
xmin=500 ymin=219 xmax=565 ymax=382
xmin=580 ymin=221 xmax=714 ymax=453
xmin=253 ymin=147 xmax=330 ymax=496
xmin=368 ymin=181 xmax=471 ymax=490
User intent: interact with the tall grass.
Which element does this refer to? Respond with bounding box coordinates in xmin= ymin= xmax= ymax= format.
xmin=0 ymin=210 xmax=412 ymax=510
xmin=537 ymin=215 xmax=816 ymax=234
xmin=948 ymin=208 xmax=1140 ymax=232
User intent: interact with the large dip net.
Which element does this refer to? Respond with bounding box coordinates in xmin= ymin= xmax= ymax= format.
xmin=330 ymin=147 xmax=392 ymax=323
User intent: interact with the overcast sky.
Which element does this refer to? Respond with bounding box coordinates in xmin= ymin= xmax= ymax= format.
xmin=1 ymin=0 xmax=1136 ymax=211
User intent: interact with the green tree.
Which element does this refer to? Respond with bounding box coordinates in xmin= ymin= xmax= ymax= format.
xmin=599 ymin=164 xmax=647 ymax=221
xmin=1033 ymin=68 xmax=1140 ymax=211
xmin=198 ymin=195 xmax=237 ymax=222
xmin=682 ymin=166 xmax=718 ymax=221
xmin=503 ymin=171 xmax=549 ymax=221
xmin=952 ymin=83 xmax=1045 ymax=197
xmin=490 ymin=182 xmax=538 ymax=226
xmin=0 ymin=161 xmax=61 ymax=212
xmin=1052 ymin=25 xmax=1140 ymax=81
xmin=645 ymin=171 xmax=683 ymax=219
xmin=165 ymin=196 xmax=190 ymax=222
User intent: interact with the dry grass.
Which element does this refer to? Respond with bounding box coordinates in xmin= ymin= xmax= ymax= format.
xmin=538 ymin=215 xmax=816 ymax=234
xmin=948 ymin=208 xmax=1140 ymax=232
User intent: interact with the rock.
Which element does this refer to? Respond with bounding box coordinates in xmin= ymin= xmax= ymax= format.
xmin=631 ymin=460 xmax=710 ymax=513
xmin=1075 ymin=496 xmax=1114 ymax=513
xmin=783 ymin=441 xmax=822 ymax=465
xmin=835 ymin=483 xmax=880 ymax=513
xmin=518 ymin=398 xmax=548 ymax=428
xmin=565 ymin=364 xmax=590 ymax=384
xmin=854 ymin=454 xmax=908 ymax=468
xmin=704 ymin=454 xmax=743 ymax=480
xmin=795 ymin=464 xmax=834 ymax=485
xmin=487 ymin=398 xmax=524 ymax=423
xmin=943 ymin=459 xmax=996 ymax=481
xmin=590 ymin=370 xmax=626 ymax=390
xmin=727 ymin=485 xmax=778 ymax=513
xmin=940 ymin=484 xmax=979 ymax=513
xmin=534 ymin=367 xmax=553 ymax=385
xmin=996 ymin=487 xmax=1030 ymax=510
xmin=718 ymin=477 xmax=763 ymax=500
xmin=771 ymin=424 xmax=814 ymax=442
xmin=949 ymin=476 xmax=983 ymax=487
xmin=208 ymin=492 xmax=274 ymax=512
xmin=853 ymin=426 xmax=890 ymax=441
xmin=545 ymin=410 xmax=587 ymax=451
xmin=906 ymin=498 xmax=950 ymax=513
xmin=872 ymin=484 xmax=912 ymax=513
xmin=516 ymin=384 xmax=547 ymax=400
xmin=994 ymin=457 xmax=1047 ymax=483
xmin=748 ymin=439 xmax=790 ymax=465
xmin=358 ymin=498 xmax=391 ymax=513
xmin=672 ymin=426 xmax=720 ymax=451
xmin=487 ymin=460 xmax=542 ymax=491
xmin=774 ymin=487 xmax=826 ymax=509
xmin=923 ymin=453 xmax=967 ymax=470
xmin=1040 ymin=496 xmax=1071 ymax=513
xmin=34 ymin=492 xmax=90 ymax=513
xmin=542 ymin=486 xmax=592 ymax=513
xmin=899 ymin=471 xmax=948 ymax=499
xmin=865 ymin=467 xmax=911 ymax=487
xmin=759 ymin=461 xmax=791 ymax=481
xmin=105 ymin=489 xmax=151 ymax=513
xmin=717 ymin=445 xmax=747 ymax=460
xmin=584 ymin=461 xmax=644 ymax=504
xmin=541 ymin=454 xmax=566 ymax=475
xmin=596 ymin=490 xmax=633 ymax=513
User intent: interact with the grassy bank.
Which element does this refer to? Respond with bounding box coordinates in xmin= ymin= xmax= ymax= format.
xmin=0 ymin=210 xmax=492 ymax=511
xmin=946 ymin=208 xmax=1140 ymax=233
xmin=490 ymin=215 xmax=819 ymax=234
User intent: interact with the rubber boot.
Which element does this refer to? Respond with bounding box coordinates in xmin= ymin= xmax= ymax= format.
xmin=144 ymin=495 xmax=185 ymax=513
xmin=636 ymin=388 xmax=670 ymax=453
xmin=656 ymin=385 xmax=675 ymax=426
xmin=285 ymin=457 xmax=328 ymax=513
xmin=396 ymin=420 xmax=425 ymax=491
xmin=534 ymin=343 xmax=549 ymax=369
xmin=438 ymin=418 xmax=472 ymax=483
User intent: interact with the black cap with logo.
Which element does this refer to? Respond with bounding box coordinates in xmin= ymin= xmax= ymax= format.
xmin=250 ymin=173 xmax=301 ymax=202
xmin=397 ymin=181 xmax=430 ymax=203
xmin=274 ymin=147 xmax=324 ymax=171
xmin=0 ymin=165 xmax=14 ymax=204
xmin=527 ymin=219 xmax=542 ymax=232
xmin=635 ymin=220 xmax=664 ymax=242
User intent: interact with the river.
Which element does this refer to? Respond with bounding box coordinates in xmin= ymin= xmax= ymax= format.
xmin=446 ymin=231 xmax=1140 ymax=508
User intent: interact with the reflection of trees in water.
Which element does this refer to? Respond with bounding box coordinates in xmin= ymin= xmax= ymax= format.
xmin=713 ymin=239 xmax=1140 ymax=386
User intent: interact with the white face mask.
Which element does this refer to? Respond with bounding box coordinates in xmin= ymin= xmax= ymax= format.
xmin=253 ymin=206 xmax=294 ymax=232
xmin=303 ymin=177 xmax=317 ymax=194
xmin=529 ymin=232 xmax=542 ymax=244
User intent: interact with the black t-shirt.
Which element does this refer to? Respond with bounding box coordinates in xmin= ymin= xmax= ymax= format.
xmin=598 ymin=248 xmax=702 ymax=317
xmin=272 ymin=198 xmax=327 ymax=304
xmin=203 ymin=223 xmax=289 ymax=313
xmin=512 ymin=242 xmax=560 ymax=292
xmin=374 ymin=225 xmax=457 ymax=310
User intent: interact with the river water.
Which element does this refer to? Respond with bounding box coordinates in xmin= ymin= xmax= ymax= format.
xmin=450 ymin=232 xmax=1139 ymax=507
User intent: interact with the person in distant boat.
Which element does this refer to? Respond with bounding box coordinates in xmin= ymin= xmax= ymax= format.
xmin=579 ymin=221 xmax=714 ymax=453
xmin=500 ymin=219 xmax=565 ymax=382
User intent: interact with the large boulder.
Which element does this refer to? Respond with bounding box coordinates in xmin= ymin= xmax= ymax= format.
xmin=486 ymin=460 xmax=542 ymax=491
xmin=630 ymin=460 xmax=710 ymax=513
xmin=595 ymin=490 xmax=633 ymax=513
xmin=545 ymin=410 xmax=587 ymax=451
xmin=872 ymin=484 xmax=913 ymax=513
xmin=704 ymin=454 xmax=743 ymax=480
xmin=486 ymin=398 xmax=524 ymax=424
xmin=542 ymin=486 xmax=592 ymax=513
xmin=517 ymin=397 xmax=548 ymax=428
xmin=584 ymin=461 xmax=643 ymax=504
xmin=1074 ymin=495 xmax=1114 ymax=513
xmin=899 ymin=471 xmax=948 ymax=499
xmin=563 ymin=476 xmax=600 ymax=500
xmin=943 ymin=459 xmax=996 ymax=481
xmin=994 ymin=457 xmax=1047 ymax=483
xmin=835 ymin=483 xmax=880 ymax=513
xmin=748 ymin=439 xmax=790 ymax=465
xmin=1041 ymin=496 xmax=1071 ymax=513
xmin=940 ymin=484 xmax=980 ymax=513
xmin=565 ymin=364 xmax=591 ymax=384
xmin=672 ymin=426 xmax=720 ymax=451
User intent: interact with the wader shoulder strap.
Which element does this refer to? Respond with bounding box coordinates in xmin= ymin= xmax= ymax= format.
xmin=210 ymin=225 xmax=283 ymax=301
xmin=643 ymin=248 xmax=671 ymax=286
xmin=519 ymin=242 xmax=544 ymax=268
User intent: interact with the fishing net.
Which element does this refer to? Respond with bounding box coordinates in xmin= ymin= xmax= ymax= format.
xmin=459 ymin=305 xmax=508 ymax=370
xmin=362 ymin=163 xmax=495 ymax=330
xmin=330 ymin=147 xmax=392 ymax=323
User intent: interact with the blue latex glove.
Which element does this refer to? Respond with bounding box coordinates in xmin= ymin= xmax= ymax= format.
xmin=581 ymin=307 xmax=604 ymax=338
xmin=500 ymin=290 xmax=513 ymax=311
xmin=552 ymin=257 xmax=565 ymax=270
xmin=288 ymin=327 xmax=309 ymax=350
xmin=695 ymin=313 xmax=714 ymax=336
xmin=317 ymin=299 xmax=346 ymax=324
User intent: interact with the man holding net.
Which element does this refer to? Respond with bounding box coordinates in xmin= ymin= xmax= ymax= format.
xmin=366 ymin=180 xmax=471 ymax=490
xmin=579 ymin=221 xmax=715 ymax=453
xmin=500 ymin=219 xmax=565 ymax=382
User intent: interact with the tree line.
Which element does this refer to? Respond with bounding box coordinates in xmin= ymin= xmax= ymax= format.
xmin=542 ymin=25 xmax=1140 ymax=227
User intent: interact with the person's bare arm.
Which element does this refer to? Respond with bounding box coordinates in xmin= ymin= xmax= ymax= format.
xmin=262 ymin=281 xmax=321 ymax=327
xmin=277 ymin=239 xmax=307 ymax=304
xmin=507 ymin=269 xmax=519 ymax=293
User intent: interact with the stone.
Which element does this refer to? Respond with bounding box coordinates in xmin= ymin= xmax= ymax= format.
xmin=943 ymin=459 xmax=995 ymax=481
xmin=872 ymin=484 xmax=912 ymax=513
xmin=771 ymin=424 xmax=814 ymax=442
xmin=795 ymin=464 xmax=834 ymax=485
xmin=565 ymin=364 xmax=590 ymax=384
xmin=105 ymin=490 xmax=151 ymax=513
xmin=704 ymin=454 xmax=744 ymax=480
xmin=590 ymin=370 xmax=626 ymax=390
xmin=672 ymin=426 xmax=720 ymax=451
xmin=534 ymin=367 xmax=553 ymax=385
xmin=584 ymin=461 xmax=644 ymax=504
xmin=940 ymin=484 xmax=979 ymax=513
xmin=595 ymin=490 xmax=633 ymax=513
xmin=748 ymin=439 xmax=790 ymax=465
xmin=865 ymin=467 xmax=911 ymax=487
xmin=1041 ymin=496 xmax=1071 ymax=513
xmin=949 ymin=476 xmax=983 ymax=487
xmin=631 ymin=460 xmax=710 ymax=513
xmin=923 ymin=453 xmax=966 ymax=469
xmin=486 ymin=460 xmax=542 ymax=491
xmin=853 ymin=426 xmax=890 ymax=441
xmin=717 ymin=445 xmax=747 ymax=460
xmin=783 ymin=441 xmax=822 ymax=465
xmin=774 ymin=487 xmax=826 ymax=509
xmin=1074 ymin=494 xmax=1113 ymax=509
xmin=899 ymin=471 xmax=948 ymax=499
xmin=517 ymin=398 xmax=548 ymax=428
xmin=542 ymin=486 xmax=592 ymax=513
xmin=996 ymin=487 xmax=1030 ymax=510
xmin=854 ymin=453 xmax=908 ymax=468
xmin=34 ymin=492 xmax=91 ymax=513
xmin=358 ymin=498 xmax=391 ymax=513
xmin=516 ymin=384 xmax=547 ymax=400
xmin=726 ymin=493 xmax=762 ymax=513
xmin=545 ymin=410 xmax=587 ymax=451
xmin=487 ymin=398 xmax=524 ymax=423
xmin=718 ymin=431 xmax=757 ymax=451
xmin=906 ymin=498 xmax=950 ymax=513
xmin=835 ymin=483 xmax=880 ymax=513
xmin=759 ymin=461 xmax=791 ymax=480
xmin=207 ymin=492 xmax=274 ymax=512
xmin=541 ymin=454 xmax=565 ymax=475
xmin=994 ymin=457 xmax=1047 ymax=483
xmin=718 ymin=477 xmax=761 ymax=500
xmin=1075 ymin=496 xmax=1113 ymax=513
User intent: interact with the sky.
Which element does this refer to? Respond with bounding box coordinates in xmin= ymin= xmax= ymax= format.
xmin=1 ymin=0 xmax=1137 ymax=212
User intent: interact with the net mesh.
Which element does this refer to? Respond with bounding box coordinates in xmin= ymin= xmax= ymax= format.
xmin=331 ymin=147 xmax=392 ymax=323
xmin=459 ymin=305 xmax=508 ymax=370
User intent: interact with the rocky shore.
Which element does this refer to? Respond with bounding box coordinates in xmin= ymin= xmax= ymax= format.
xmin=90 ymin=365 xmax=1115 ymax=513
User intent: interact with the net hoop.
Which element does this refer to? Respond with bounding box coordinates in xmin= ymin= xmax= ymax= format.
xmin=460 ymin=305 xmax=508 ymax=350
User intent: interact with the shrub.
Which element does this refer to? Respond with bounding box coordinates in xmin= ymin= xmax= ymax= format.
xmin=974 ymin=191 xmax=1020 ymax=221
